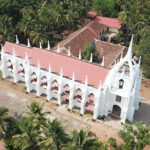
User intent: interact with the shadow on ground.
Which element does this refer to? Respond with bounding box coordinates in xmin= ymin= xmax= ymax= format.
xmin=133 ymin=101 xmax=150 ymax=125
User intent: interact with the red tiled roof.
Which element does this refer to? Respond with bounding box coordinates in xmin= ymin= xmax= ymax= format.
xmin=4 ymin=42 xmax=109 ymax=88
xmin=88 ymin=11 xmax=98 ymax=18
xmin=53 ymin=21 xmax=106 ymax=57
xmin=95 ymin=40 xmax=126 ymax=66
xmin=93 ymin=16 xmax=121 ymax=29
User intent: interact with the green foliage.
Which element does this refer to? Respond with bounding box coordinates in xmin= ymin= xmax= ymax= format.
xmin=119 ymin=122 xmax=150 ymax=150
xmin=108 ymin=137 xmax=117 ymax=148
xmin=0 ymin=0 xmax=92 ymax=46
xmin=82 ymin=44 xmax=99 ymax=61
xmin=93 ymin=0 xmax=117 ymax=17
xmin=137 ymin=33 xmax=150 ymax=78
xmin=1 ymin=103 xmax=150 ymax=150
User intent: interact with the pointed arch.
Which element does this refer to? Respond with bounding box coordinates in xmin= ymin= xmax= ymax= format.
xmin=85 ymin=93 xmax=95 ymax=112
xmin=109 ymin=105 xmax=121 ymax=120
xmin=74 ymin=88 xmax=82 ymax=102
xmin=61 ymin=84 xmax=70 ymax=100
xmin=7 ymin=59 xmax=13 ymax=72
xmin=40 ymin=76 xmax=47 ymax=89
xmin=30 ymin=72 xmax=37 ymax=84
xmin=18 ymin=63 xmax=25 ymax=76
xmin=51 ymin=80 xmax=58 ymax=93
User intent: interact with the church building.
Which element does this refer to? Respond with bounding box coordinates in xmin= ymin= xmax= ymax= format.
xmin=0 ymin=35 xmax=142 ymax=123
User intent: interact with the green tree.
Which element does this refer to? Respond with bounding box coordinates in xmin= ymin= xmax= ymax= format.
xmin=137 ymin=33 xmax=150 ymax=78
xmin=62 ymin=129 xmax=102 ymax=150
xmin=82 ymin=44 xmax=99 ymax=61
xmin=93 ymin=0 xmax=117 ymax=17
xmin=0 ymin=107 xmax=10 ymax=133
xmin=118 ymin=122 xmax=150 ymax=150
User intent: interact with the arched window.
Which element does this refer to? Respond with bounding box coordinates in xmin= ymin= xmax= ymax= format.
xmin=18 ymin=64 xmax=25 ymax=76
xmin=7 ymin=59 xmax=13 ymax=72
xmin=30 ymin=72 xmax=37 ymax=84
xmin=63 ymin=84 xmax=70 ymax=94
xmin=119 ymin=79 xmax=124 ymax=89
xmin=40 ymin=76 xmax=47 ymax=89
xmin=74 ymin=88 xmax=82 ymax=102
xmin=61 ymin=84 xmax=70 ymax=100
xmin=88 ymin=93 xmax=95 ymax=104
xmin=51 ymin=80 xmax=58 ymax=93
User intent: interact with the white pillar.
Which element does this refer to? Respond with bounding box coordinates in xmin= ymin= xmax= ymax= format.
xmin=16 ymin=35 xmax=19 ymax=44
xmin=47 ymin=64 xmax=52 ymax=101
xmin=1 ymin=45 xmax=7 ymax=78
xmin=57 ymin=44 xmax=60 ymax=53
xmin=27 ymin=38 xmax=31 ymax=48
xmin=47 ymin=41 xmax=51 ymax=50
xmin=25 ymin=53 xmax=31 ymax=93
xmin=57 ymin=67 xmax=63 ymax=105
xmin=69 ymin=72 xmax=75 ymax=110
xmin=68 ymin=47 xmax=71 ymax=56
xmin=78 ymin=50 xmax=82 ymax=59
xmin=101 ymin=56 xmax=105 ymax=66
xmin=39 ymin=42 xmax=42 ymax=49
xmin=13 ymin=48 xmax=19 ymax=83
xmin=89 ymin=53 xmax=93 ymax=63
xmin=36 ymin=61 xmax=41 ymax=97
xmin=93 ymin=80 xmax=102 ymax=119
xmin=80 ymin=76 xmax=88 ymax=115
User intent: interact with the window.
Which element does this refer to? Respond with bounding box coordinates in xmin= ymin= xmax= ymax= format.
xmin=116 ymin=95 xmax=121 ymax=102
xmin=119 ymin=79 xmax=124 ymax=89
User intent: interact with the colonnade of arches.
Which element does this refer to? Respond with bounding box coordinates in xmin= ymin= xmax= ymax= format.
xmin=5 ymin=58 xmax=96 ymax=114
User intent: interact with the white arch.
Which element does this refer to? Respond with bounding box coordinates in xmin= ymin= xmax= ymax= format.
xmin=30 ymin=72 xmax=37 ymax=84
xmin=51 ymin=79 xmax=58 ymax=93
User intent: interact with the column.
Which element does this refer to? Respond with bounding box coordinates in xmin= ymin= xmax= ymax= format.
xmin=80 ymin=76 xmax=88 ymax=115
xmin=69 ymin=72 xmax=75 ymax=110
xmin=47 ymin=65 xmax=52 ymax=101
xmin=57 ymin=68 xmax=63 ymax=105
xmin=36 ymin=61 xmax=41 ymax=97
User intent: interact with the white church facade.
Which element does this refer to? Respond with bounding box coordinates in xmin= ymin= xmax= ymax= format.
xmin=0 ymin=36 xmax=142 ymax=123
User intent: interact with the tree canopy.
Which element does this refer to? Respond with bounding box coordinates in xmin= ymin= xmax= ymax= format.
xmin=0 ymin=0 xmax=93 ymax=47
xmin=0 ymin=102 xmax=150 ymax=150
xmin=82 ymin=44 xmax=99 ymax=62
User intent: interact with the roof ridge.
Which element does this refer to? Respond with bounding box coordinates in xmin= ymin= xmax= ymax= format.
xmin=5 ymin=41 xmax=110 ymax=70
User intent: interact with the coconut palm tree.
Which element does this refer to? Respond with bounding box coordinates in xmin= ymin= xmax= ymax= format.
xmin=62 ymin=129 xmax=101 ymax=150
xmin=0 ymin=107 xmax=10 ymax=134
